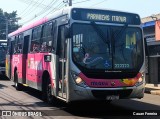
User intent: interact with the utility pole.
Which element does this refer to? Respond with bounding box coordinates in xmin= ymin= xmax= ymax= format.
xmin=5 ymin=18 xmax=8 ymax=40
xmin=69 ymin=0 xmax=72 ymax=6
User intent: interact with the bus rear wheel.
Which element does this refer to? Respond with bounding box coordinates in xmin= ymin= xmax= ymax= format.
xmin=14 ymin=71 xmax=21 ymax=90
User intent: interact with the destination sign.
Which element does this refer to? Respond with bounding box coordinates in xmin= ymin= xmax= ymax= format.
xmin=72 ymin=8 xmax=141 ymax=25
xmin=87 ymin=13 xmax=127 ymax=23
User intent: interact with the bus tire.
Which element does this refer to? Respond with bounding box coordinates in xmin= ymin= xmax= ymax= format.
xmin=47 ymin=80 xmax=54 ymax=104
xmin=42 ymin=78 xmax=54 ymax=104
xmin=14 ymin=71 xmax=21 ymax=91
xmin=106 ymin=100 xmax=112 ymax=103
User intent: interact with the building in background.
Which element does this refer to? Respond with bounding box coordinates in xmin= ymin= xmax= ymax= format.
xmin=142 ymin=14 xmax=160 ymax=84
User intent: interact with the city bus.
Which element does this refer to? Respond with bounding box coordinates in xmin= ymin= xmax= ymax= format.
xmin=0 ymin=40 xmax=7 ymax=76
xmin=6 ymin=7 xmax=145 ymax=103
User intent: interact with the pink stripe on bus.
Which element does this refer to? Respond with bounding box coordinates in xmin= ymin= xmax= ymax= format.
xmin=9 ymin=17 xmax=48 ymax=36
xmin=79 ymin=72 xmax=139 ymax=88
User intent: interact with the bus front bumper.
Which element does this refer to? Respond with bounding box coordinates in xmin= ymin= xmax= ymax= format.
xmin=68 ymin=83 xmax=145 ymax=102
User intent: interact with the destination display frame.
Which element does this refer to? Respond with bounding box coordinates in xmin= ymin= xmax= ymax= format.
xmin=71 ymin=8 xmax=141 ymax=25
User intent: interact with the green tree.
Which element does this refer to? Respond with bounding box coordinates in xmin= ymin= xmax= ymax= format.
xmin=0 ymin=9 xmax=20 ymax=39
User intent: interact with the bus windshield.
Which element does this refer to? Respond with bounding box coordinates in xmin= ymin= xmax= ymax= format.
xmin=72 ymin=23 xmax=143 ymax=71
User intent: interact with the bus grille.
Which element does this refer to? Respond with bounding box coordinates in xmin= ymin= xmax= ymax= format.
xmin=91 ymin=89 xmax=133 ymax=99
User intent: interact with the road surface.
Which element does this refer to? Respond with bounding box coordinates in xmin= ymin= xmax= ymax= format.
xmin=0 ymin=78 xmax=159 ymax=119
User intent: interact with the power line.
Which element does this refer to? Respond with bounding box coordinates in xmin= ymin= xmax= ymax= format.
xmin=91 ymin=0 xmax=108 ymax=7
xmin=35 ymin=0 xmax=58 ymax=17
xmin=20 ymin=0 xmax=40 ymax=18
xmin=20 ymin=0 xmax=45 ymax=18
xmin=44 ymin=2 xmax=65 ymax=17
xmin=20 ymin=0 xmax=57 ymax=24
xmin=20 ymin=0 xmax=108 ymax=25
xmin=73 ymin=0 xmax=91 ymax=4
xmin=21 ymin=0 xmax=64 ymax=25
xmin=18 ymin=0 xmax=34 ymax=16
xmin=17 ymin=0 xmax=51 ymax=9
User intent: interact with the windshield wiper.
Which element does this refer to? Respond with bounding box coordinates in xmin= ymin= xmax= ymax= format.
xmin=113 ymin=23 xmax=128 ymax=40
xmin=91 ymin=21 xmax=111 ymax=54
xmin=112 ymin=23 xmax=128 ymax=61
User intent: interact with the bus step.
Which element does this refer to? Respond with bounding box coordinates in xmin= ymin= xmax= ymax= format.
xmin=23 ymin=84 xmax=29 ymax=87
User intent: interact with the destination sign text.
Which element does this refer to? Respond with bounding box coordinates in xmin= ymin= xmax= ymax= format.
xmin=87 ymin=13 xmax=127 ymax=23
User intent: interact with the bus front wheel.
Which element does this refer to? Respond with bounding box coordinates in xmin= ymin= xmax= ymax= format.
xmin=42 ymin=78 xmax=54 ymax=104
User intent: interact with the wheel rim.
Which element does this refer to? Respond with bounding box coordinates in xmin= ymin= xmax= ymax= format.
xmin=14 ymin=71 xmax=18 ymax=88
xmin=15 ymin=82 xmax=17 ymax=87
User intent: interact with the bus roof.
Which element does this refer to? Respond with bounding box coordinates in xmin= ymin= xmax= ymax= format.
xmin=8 ymin=7 xmax=140 ymax=37
xmin=8 ymin=7 xmax=71 ymax=37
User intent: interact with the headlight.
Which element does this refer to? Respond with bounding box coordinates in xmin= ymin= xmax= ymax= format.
xmin=138 ymin=77 xmax=143 ymax=83
xmin=136 ymin=73 xmax=145 ymax=86
xmin=75 ymin=77 xmax=83 ymax=84
xmin=71 ymin=71 xmax=87 ymax=87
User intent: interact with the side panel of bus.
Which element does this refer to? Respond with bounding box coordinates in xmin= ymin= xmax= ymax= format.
xmin=9 ymin=15 xmax=69 ymax=102
xmin=27 ymin=53 xmax=53 ymax=90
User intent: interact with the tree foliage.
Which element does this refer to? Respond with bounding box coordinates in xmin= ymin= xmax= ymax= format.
xmin=0 ymin=9 xmax=20 ymax=39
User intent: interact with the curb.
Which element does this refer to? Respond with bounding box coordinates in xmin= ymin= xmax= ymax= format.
xmin=150 ymin=90 xmax=160 ymax=95
xmin=145 ymin=87 xmax=160 ymax=96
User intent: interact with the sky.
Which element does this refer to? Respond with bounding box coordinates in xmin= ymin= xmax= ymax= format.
xmin=0 ymin=0 xmax=160 ymax=25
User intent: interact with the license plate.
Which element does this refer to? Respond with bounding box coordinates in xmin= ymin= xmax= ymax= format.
xmin=106 ymin=95 xmax=119 ymax=100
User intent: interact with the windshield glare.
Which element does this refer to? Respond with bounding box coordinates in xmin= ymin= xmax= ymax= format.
xmin=72 ymin=23 xmax=143 ymax=70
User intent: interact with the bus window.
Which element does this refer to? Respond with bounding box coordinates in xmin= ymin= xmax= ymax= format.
xmin=30 ymin=26 xmax=41 ymax=53
xmin=41 ymin=22 xmax=53 ymax=52
xmin=16 ymin=34 xmax=23 ymax=53
xmin=13 ymin=36 xmax=18 ymax=54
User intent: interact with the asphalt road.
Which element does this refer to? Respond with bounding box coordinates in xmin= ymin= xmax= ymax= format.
xmin=0 ymin=77 xmax=160 ymax=119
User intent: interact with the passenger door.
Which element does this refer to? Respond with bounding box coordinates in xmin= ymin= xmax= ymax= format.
xmin=22 ymin=35 xmax=30 ymax=84
xmin=57 ymin=26 xmax=67 ymax=99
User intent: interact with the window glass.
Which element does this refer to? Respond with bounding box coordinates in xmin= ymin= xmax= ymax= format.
xmin=16 ymin=34 xmax=23 ymax=54
xmin=30 ymin=26 xmax=41 ymax=53
xmin=41 ymin=22 xmax=53 ymax=52
xmin=72 ymin=23 xmax=143 ymax=70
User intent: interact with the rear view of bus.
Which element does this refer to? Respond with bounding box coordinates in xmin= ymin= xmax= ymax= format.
xmin=69 ymin=8 xmax=145 ymax=101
